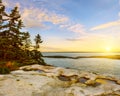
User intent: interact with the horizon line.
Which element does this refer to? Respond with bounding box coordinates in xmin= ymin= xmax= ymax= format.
xmin=41 ymin=51 xmax=120 ymax=53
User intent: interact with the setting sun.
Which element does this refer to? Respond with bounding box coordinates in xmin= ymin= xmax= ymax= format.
xmin=105 ymin=47 xmax=111 ymax=52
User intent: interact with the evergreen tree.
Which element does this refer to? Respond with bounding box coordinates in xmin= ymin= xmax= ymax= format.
xmin=33 ymin=34 xmax=45 ymax=65
xmin=0 ymin=1 xmax=30 ymax=60
xmin=34 ymin=34 xmax=43 ymax=51
xmin=0 ymin=0 xmax=46 ymax=67
xmin=22 ymin=32 xmax=31 ymax=51
xmin=0 ymin=0 xmax=8 ymax=25
xmin=0 ymin=0 xmax=9 ymax=59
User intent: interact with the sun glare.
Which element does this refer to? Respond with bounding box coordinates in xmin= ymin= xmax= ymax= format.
xmin=105 ymin=47 xmax=111 ymax=52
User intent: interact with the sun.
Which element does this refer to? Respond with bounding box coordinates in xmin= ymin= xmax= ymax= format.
xmin=105 ymin=47 xmax=111 ymax=52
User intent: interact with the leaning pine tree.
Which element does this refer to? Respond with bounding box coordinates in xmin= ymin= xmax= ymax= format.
xmin=32 ymin=34 xmax=46 ymax=65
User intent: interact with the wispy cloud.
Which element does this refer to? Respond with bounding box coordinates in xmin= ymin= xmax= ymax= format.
xmin=60 ymin=22 xmax=86 ymax=34
xmin=60 ymin=23 xmax=71 ymax=28
xmin=66 ymin=38 xmax=84 ymax=41
xmin=3 ymin=0 xmax=68 ymax=28
xmin=21 ymin=7 xmax=86 ymax=34
xmin=4 ymin=0 xmax=86 ymax=34
xmin=2 ymin=0 xmax=9 ymax=7
xmin=3 ymin=0 xmax=20 ymax=8
xmin=21 ymin=8 xmax=68 ymax=28
xmin=90 ymin=20 xmax=120 ymax=31
xmin=67 ymin=24 xmax=85 ymax=34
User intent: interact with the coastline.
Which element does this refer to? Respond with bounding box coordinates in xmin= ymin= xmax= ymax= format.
xmin=43 ymin=55 xmax=120 ymax=60
xmin=0 ymin=64 xmax=120 ymax=96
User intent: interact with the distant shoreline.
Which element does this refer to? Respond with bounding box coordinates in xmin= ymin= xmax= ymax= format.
xmin=43 ymin=55 xmax=120 ymax=60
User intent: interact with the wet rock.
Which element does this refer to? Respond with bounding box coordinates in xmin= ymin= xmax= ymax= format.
xmin=77 ymin=77 xmax=89 ymax=83
xmin=57 ymin=75 xmax=78 ymax=83
xmin=57 ymin=75 xmax=71 ymax=81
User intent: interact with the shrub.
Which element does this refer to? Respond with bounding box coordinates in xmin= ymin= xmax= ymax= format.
xmin=0 ymin=61 xmax=19 ymax=74
xmin=5 ymin=61 xmax=18 ymax=71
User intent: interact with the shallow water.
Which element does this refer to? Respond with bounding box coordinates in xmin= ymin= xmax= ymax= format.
xmin=43 ymin=52 xmax=120 ymax=77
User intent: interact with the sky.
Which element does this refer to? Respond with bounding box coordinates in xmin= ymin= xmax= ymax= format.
xmin=3 ymin=0 xmax=120 ymax=52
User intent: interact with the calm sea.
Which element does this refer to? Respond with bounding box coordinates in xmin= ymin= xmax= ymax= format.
xmin=42 ymin=52 xmax=120 ymax=77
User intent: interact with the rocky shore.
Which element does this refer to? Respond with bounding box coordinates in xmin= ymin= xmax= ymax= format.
xmin=0 ymin=64 xmax=120 ymax=96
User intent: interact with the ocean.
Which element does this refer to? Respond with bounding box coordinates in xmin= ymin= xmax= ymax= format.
xmin=42 ymin=52 xmax=120 ymax=77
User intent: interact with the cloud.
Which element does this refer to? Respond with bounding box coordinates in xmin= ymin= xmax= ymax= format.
xmin=3 ymin=0 xmax=20 ymax=8
xmin=60 ymin=23 xmax=71 ymax=28
xmin=66 ymin=38 xmax=84 ymax=41
xmin=21 ymin=7 xmax=86 ymax=34
xmin=21 ymin=8 xmax=45 ymax=28
xmin=2 ymin=1 xmax=9 ymax=6
xmin=3 ymin=0 xmax=86 ymax=34
xmin=60 ymin=23 xmax=86 ymax=34
xmin=67 ymin=24 xmax=85 ymax=34
xmin=46 ymin=13 xmax=68 ymax=24
xmin=21 ymin=7 xmax=68 ymax=28
xmin=90 ymin=20 xmax=120 ymax=31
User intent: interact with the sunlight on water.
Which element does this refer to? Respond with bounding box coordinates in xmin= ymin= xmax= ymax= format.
xmin=43 ymin=52 xmax=120 ymax=77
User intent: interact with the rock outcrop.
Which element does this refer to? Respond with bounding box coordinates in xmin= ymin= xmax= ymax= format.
xmin=0 ymin=64 xmax=120 ymax=96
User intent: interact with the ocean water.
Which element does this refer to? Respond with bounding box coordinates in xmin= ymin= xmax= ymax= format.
xmin=42 ymin=52 xmax=120 ymax=77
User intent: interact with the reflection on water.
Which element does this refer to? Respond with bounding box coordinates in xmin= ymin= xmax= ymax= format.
xmin=43 ymin=53 xmax=120 ymax=77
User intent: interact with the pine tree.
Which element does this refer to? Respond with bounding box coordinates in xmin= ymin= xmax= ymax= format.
xmin=0 ymin=0 xmax=8 ymax=25
xmin=0 ymin=0 xmax=9 ymax=59
xmin=34 ymin=34 xmax=43 ymax=51
xmin=0 ymin=1 xmax=30 ymax=60
xmin=0 ymin=0 xmax=46 ymax=66
xmin=33 ymin=34 xmax=45 ymax=65
xmin=22 ymin=32 xmax=31 ymax=50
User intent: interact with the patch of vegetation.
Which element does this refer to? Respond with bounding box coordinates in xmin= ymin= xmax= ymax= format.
xmin=0 ymin=61 xmax=19 ymax=74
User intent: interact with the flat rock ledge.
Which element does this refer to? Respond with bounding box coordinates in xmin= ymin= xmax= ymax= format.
xmin=0 ymin=64 xmax=120 ymax=96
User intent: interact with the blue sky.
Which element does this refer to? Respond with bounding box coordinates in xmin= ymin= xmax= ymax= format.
xmin=3 ymin=0 xmax=120 ymax=52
